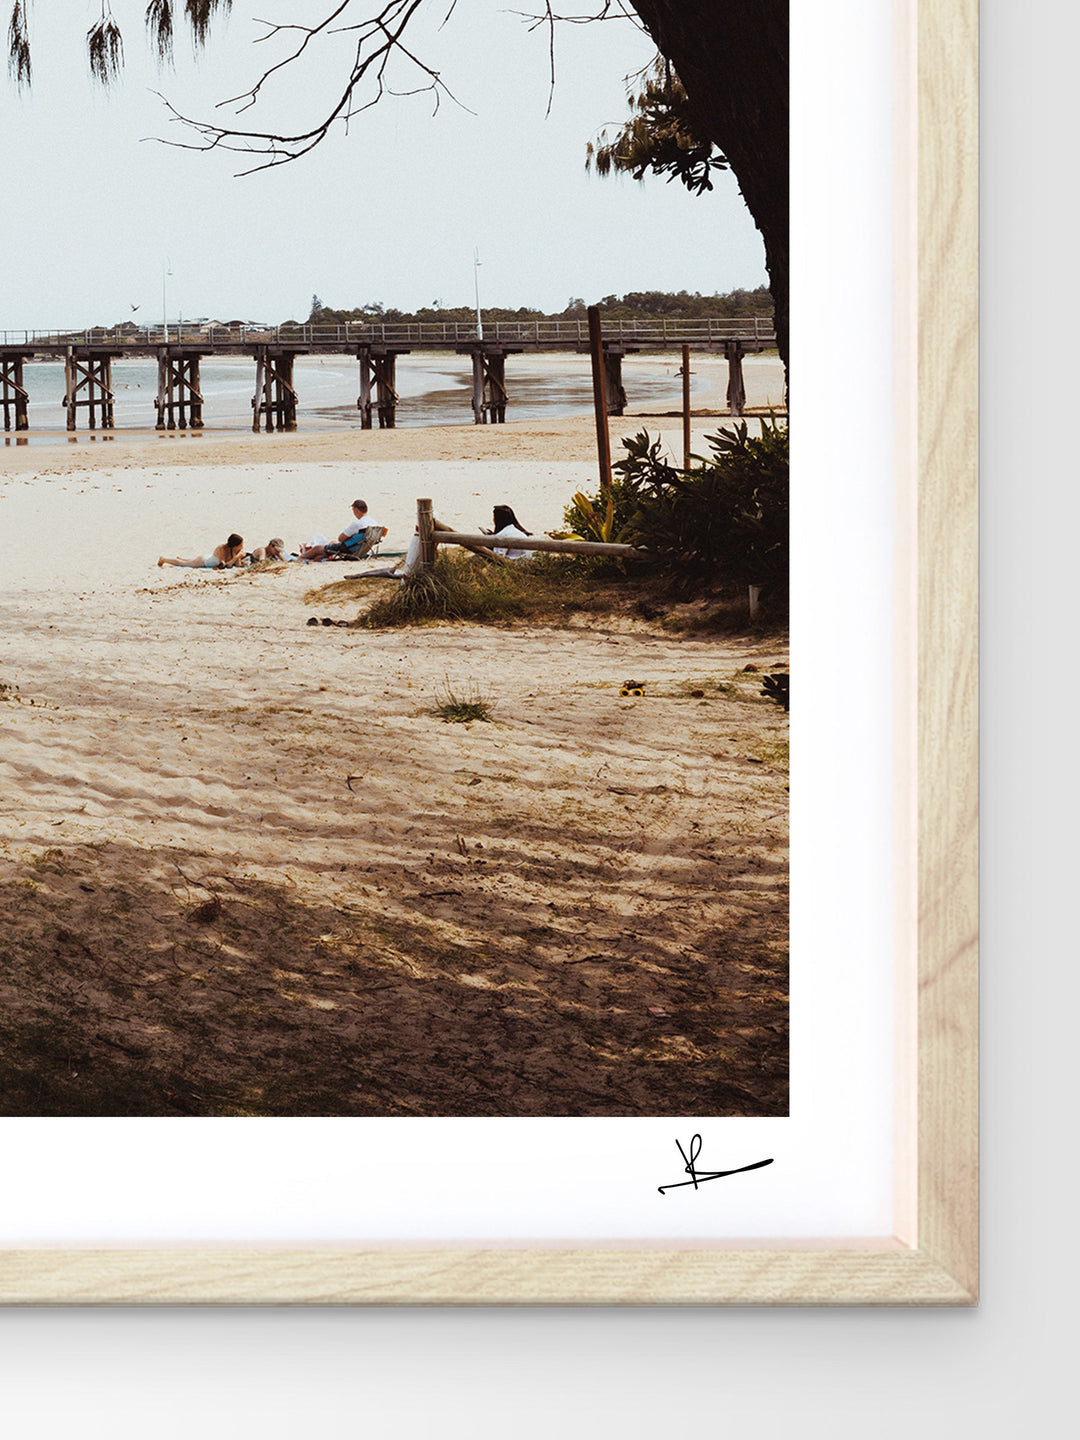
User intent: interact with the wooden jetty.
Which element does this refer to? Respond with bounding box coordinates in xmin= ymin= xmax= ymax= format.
xmin=0 ymin=316 xmax=776 ymax=432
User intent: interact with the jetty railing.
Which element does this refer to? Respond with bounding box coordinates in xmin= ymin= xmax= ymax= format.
xmin=0 ymin=316 xmax=775 ymax=350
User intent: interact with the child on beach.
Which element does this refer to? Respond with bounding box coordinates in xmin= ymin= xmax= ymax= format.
xmin=247 ymin=538 xmax=286 ymax=563
xmin=158 ymin=535 xmax=245 ymax=569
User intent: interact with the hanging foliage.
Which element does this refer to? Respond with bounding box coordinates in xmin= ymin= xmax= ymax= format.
xmin=6 ymin=0 xmax=232 ymax=84
xmin=586 ymin=58 xmax=728 ymax=197
xmin=6 ymin=0 xmax=30 ymax=84
xmin=87 ymin=10 xmax=124 ymax=85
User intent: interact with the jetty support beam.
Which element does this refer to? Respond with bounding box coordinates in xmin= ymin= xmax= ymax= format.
xmin=0 ymin=352 xmax=30 ymax=430
xmin=251 ymin=348 xmax=299 ymax=432
xmin=63 ymin=348 xmax=116 ymax=431
xmin=576 ymin=339 xmax=636 ymax=416
xmin=602 ymin=344 xmax=634 ymax=416
xmin=356 ymin=345 xmax=410 ymax=428
xmin=155 ymin=350 xmax=205 ymax=430
xmin=458 ymin=343 xmax=523 ymax=424
xmin=725 ymin=339 xmax=746 ymax=416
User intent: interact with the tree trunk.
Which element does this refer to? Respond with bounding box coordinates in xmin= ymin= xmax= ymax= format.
xmin=629 ymin=1 xmax=789 ymax=372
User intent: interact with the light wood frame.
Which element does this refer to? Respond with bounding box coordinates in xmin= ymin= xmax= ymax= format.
xmin=0 ymin=0 xmax=977 ymax=1306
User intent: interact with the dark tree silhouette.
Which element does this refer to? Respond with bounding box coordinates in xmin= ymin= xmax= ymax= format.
xmin=627 ymin=1 xmax=788 ymax=366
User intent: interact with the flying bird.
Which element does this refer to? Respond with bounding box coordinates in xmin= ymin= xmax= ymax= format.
xmin=130 ymin=304 xmax=140 ymax=313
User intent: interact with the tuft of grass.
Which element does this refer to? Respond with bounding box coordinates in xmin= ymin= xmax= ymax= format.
xmin=430 ymin=677 xmax=495 ymax=724
xmin=359 ymin=553 xmax=528 ymax=627
xmin=357 ymin=551 xmax=614 ymax=628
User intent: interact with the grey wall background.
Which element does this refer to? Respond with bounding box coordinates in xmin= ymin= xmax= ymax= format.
xmin=1 ymin=2 xmax=1073 ymax=1432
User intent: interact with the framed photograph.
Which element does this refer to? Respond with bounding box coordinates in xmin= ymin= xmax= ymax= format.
xmin=0 ymin=0 xmax=976 ymax=1305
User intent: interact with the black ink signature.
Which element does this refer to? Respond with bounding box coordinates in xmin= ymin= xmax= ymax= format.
xmin=658 ymin=1135 xmax=774 ymax=1194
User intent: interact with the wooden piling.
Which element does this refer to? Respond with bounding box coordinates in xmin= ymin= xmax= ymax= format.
xmin=262 ymin=352 xmax=275 ymax=432
xmin=470 ymin=351 xmax=485 ymax=425
xmin=251 ymin=352 xmax=264 ymax=432
xmin=64 ymin=351 xmax=76 ymax=431
xmin=0 ymin=354 xmax=29 ymax=430
xmin=357 ymin=351 xmax=373 ymax=429
xmin=725 ymin=339 xmax=746 ymax=417
xmin=602 ymin=348 xmax=627 ymax=416
xmin=156 ymin=353 xmax=204 ymax=429
xmin=682 ymin=343 xmax=691 ymax=468
xmin=417 ymin=498 xmax=436 ymax=572
xmin=373 ymin=353 xmax=398 ymax=428
xmin=587 ymin=307 xmax=613 ymax=493
xmin=63 ymin=349 xmax=115 ymax=430
xmin=463 ymin=345 xmax=516 ymax=424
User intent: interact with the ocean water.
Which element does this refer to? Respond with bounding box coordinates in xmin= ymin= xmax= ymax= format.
xmin=1 ymin=351 xmax=760 ymax=442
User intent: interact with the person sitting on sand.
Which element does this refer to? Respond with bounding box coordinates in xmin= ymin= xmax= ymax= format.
xmin=247 ymin=538 xmax=286 ymax=563
xmin=484 ymin=504 xmax=533 ymax=560
xmin=158 ymin=534 xmax=245 ymax=569
xmin=301 ymin=500 xmax=383 ymax=561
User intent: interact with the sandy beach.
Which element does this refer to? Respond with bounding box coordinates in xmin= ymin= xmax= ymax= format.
xmin=0 ymin=407 xmax=788 ymax=1117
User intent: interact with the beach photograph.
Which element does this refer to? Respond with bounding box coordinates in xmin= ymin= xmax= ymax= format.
xmin=0 ymin=1 xmax=789 ymax=1118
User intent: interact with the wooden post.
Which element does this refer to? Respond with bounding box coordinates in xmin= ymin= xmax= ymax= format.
xmin=175 ymin=354 xmax=187 ymax=429
xmin=187 ymin=357 xmax=204 ymax=428
xmin=725 ymin=339 xmax=746 ymax=416
xmin=357 ymin=349 xmax=373 ymax=429
xmin=0 ymin=355 xmax=29 ymax=430
xmin=374 ymin=353 xmax=398 ymax=428
xmin=252 ymin=352 xmax=264 ymax=432
xmin=602 ymin=348 xmax=627 ymax=415
xmin=682 ymin=343 xmax=691 ymax=468
xmin=417 ymin=498 xmax=436 ymax=573
xmin=587 ymin=306 xmax=612 ymax=492
xmin=470 ymin=350 xmax=485 ymax=424
xmin=64 ymin=350 xmax=76 ymax=431
xmin=487 ymin=352 xmax=508 ymax=422
xmin=102 ymin=358 xmax=113 ymax=429
xmin=101 ymin=356 xmax=114 ymax=429
xmin=156 ymin=352 xmax=168 ymax=429
xmin=167 ymin=351 xmax=176 ymax=429
xmin=263 ymin=353 xmax=275 ymax=433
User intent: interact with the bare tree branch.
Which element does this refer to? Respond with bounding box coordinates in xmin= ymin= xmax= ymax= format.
xmin=153 ymin=1 xmax=477 ymax=174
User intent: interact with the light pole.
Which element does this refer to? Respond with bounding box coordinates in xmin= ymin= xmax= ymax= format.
xmin=162 ymin=259 xmax=172 ymax=343
xmin=473 ymin=248 xmax=483 ymax=340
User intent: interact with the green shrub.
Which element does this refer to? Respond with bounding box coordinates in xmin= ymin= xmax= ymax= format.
xmin=560 ymin=422 xmax=788 ymax=605
xmin=562 ymin=471 xmax=643 ymax=543
xmin=617 ymin=421 xmax=788 ymax=600
xmin=358 ymin=551 xmax=531 ymax=627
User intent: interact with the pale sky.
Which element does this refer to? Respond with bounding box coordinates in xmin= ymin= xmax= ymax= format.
xmin=1 ymin=0 xmax=767 ymax=330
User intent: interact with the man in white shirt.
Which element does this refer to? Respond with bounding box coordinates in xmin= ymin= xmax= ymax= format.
xmin=302 ymin=500 xmax=383 ymax=561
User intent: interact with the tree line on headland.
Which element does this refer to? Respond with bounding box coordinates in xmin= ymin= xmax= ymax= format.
xmin=301 ymin=287 xmax=774 ymax=329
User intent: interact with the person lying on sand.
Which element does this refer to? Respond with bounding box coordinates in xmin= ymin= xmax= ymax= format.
xmin=301 ymin=500 xmax=384 ymax=561
xmin=158 ymin=534 xmax=245 ymax=569
xmin=483 ymin=504 xmax=533 ymax=560
xmin=247 ymin=538 xmax=286 ymax=563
